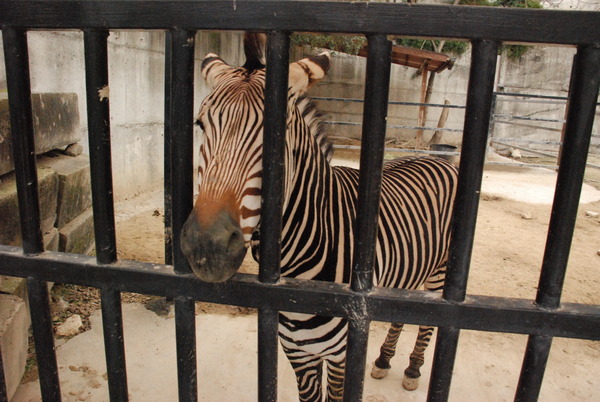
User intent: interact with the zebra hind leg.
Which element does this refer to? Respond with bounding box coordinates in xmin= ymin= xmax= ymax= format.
xmin=402 ymin=325 xmax=435 ymax=390
xmin=402 ymin=268 xmax=445 ymax=390
xmin=371 ymin=322 xmax=404 ymax=379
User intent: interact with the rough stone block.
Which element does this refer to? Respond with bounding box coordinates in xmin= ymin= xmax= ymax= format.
xmin=0 ymin=93 xmax=81 ymax=176
xmin=0 ymin=167 xmax=58 ymax=246
xmin=59 ymin=208 xmax=95 ymax=255
xmin=0 ymin=294 xmax=30 ymax=401
xmin=0 ymin=276 xmax=27 ymax=301
xmin=38 ymin=153 xmax=92 ymax=229
xmin=63 ymin=143 xmax=83 ymax=157
xmin=44 ymin=227 xmax=60 ymax=252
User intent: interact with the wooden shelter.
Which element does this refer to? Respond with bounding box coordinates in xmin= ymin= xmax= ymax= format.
xmin=359 ymin=44 xmax=455 ymax=72
xmin=359 ymin=44 xmax=455 ymax=148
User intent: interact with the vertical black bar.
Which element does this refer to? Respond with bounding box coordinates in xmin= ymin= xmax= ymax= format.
xmin=257 ymin=31 xmax=290 ymax=402
xmin=100 ymin=288 xmax=128 ymax=401
xmin=342 ymin=319 xmax=371 ymax=402
xmin=515 ymin=44 xmax=600 ymax=402
xmin=83 ymin=29 xmax=117 ymax=264
xmin=169 ymin=29 xmax=197 ymax=402
xmin=164 ymin=30 xmax=174 ymax=266
xmin=259 ymin=31 xmax=289 ymax=285
xmin=258 ymin=308 xmax=279 ymax=402
xmin=535 ymin=44 xmax=600 ymax=309
xmin=169 ymin=28 xmax=195 ymax=275
xmin=350 ymin=34 xmax=391 ymax=294
xmin=84 ymin=29 xmax=129 ymax=401
xmin=443 ymin=39 xmax=499 ymax=303
xmin=28 ymin=278 xmax=61 ymax=401
xmin=2 ymin=27 xmax=43 ymax=255
xmin=515 ymin=335 xmax=553 ymax=402
xmin=344 ymin=34 xmax=391 ymax=402
xmin=174 ymin=297 xmax=197 ymax=402
xmin=427 ymin=326 xmax=460 ymax=402
xmin=3 ymin=27 xmax=61 ymax=401
xmin=428 ymin=39 xmax=499 ymax=402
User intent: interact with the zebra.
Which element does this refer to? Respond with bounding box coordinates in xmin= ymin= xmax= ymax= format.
xmin=180 ymin=35 xmax=458 ymax=401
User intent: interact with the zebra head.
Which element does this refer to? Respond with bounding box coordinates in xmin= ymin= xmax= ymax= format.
xmin=180 ymin=48 xmax=330 ymax=283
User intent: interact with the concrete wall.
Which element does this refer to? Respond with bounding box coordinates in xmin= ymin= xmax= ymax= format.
xmin=296 ymin=46 xmax=471 ymax=146
xmin=1 ymin=8 xmax=598 ymax=200
xmin=298 ymin=42 xmax=599 ymax=153
xmin=0 ymin=30 xmax=247 ymax=201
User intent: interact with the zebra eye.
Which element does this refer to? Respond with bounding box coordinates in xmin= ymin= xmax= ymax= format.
xmin=195 ymin=119 xmax=205 ymax=131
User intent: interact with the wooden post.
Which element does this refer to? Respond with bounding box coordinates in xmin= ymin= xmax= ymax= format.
xmin=416 ymin=62 xmax=429 ymax=149
xmin=428 ymin=99 xmax=451 ymax=146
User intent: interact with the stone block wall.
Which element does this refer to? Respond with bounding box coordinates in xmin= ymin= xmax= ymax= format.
xmin=0 ymin=152 xmax=94 ymax=400
xmin=0 ymin=93 xmax=80 ymax=176
xmin=0 ymin=155 xmax=93 ymax=254
xmin=0 ymin=91 xmax=93 ymax=399
xmin=0 ymin=294 xmax=29 ymax=400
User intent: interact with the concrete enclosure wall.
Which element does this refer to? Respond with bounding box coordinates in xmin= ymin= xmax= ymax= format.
xmin=1 ymin=22 xmax=598 ymax=200
xmin=0 ymin=30 xmax=249 ymax=200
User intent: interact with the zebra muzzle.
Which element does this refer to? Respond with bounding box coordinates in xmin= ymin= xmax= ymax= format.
xmin=180 ymin=210 xmax=247 ymax=283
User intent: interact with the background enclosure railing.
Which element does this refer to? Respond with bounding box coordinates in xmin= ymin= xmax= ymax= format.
xmin=1 ymin=1 xmax=599 ymax=402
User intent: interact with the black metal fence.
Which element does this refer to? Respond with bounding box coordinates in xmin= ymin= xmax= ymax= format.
xmin=1 ymin=1 xmax=599 ymax=401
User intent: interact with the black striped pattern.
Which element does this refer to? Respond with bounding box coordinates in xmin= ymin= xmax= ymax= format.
xmin=196 ymin=57 xmax=458 ymax=401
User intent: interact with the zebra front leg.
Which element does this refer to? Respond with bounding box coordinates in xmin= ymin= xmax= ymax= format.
xmin=402 ymin=325 xmax=435 ymax=391
xmin=326 ymin=358 xmax=345 ymax=401
xmin=371 ymin=322 xmax=404 ymax=379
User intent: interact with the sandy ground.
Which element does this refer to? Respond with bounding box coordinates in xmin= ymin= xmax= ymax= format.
xmin=13 ymin=154 xmax=600 ymax=401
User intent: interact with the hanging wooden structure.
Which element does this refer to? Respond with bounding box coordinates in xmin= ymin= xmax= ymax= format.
xmin=359 ymin=44 xmax=455 ymax=149
xmin=358 ymin=44 xmax=455 ymax=73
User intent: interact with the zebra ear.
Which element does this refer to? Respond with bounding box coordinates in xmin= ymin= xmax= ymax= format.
xmin=201 ymin=53 xmax=232 ymax=88
xmin=288 ymin=52 xmax=331 ymax=96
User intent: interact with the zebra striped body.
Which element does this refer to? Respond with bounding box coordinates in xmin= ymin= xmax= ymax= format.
xmin=277 ymin=140 xmax=456 ymax=400
xmin=180 ymin=43 xmax=458 ymax=401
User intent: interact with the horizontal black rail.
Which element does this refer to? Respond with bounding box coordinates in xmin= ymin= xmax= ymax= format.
xmin=1 ymin=1 xmax=600 ymax=45
xmin=496 ymin=91 xmax=600 ymax=106
xmin=1 ymin=245 xmax=598 ymax=341
xmin=313 ymin=97 xmax=467 ymax=109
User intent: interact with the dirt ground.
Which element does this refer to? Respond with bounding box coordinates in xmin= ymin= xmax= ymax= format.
xmin=17 ymin=151 xmax=600 ymax=401
xmin=106 ymin=152 xmax=600 ymax=400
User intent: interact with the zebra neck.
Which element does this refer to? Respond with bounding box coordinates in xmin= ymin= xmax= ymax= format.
xmin=279 ymin=136 xmax=352 ymax=283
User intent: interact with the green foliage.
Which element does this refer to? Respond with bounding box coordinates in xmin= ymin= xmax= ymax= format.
xmin=462 ymin=0 xmax=541 ymax=6
xmin=291 ymin=33 xmax=366 ymax=55
xmin=398 ymin=0 xmax=542 ymax=60
xmin=291 ymin=0 xmax=541 ymax=61
xmin=494 ymin=0 xmax=542 ymax=7
xmin=501 ymin=44 xmax=530 ymax=60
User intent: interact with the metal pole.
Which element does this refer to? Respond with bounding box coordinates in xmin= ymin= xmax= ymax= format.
xmin=344 ymin=34 xmax=392 ymax=402
xmin=428 ymin=39 xmax=499 ymax=402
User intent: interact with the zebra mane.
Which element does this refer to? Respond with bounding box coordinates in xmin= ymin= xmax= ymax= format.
xmin=241 ymin=32 xmax=332 ymax=161
xmin=295 ymin=96 xmax=333 ymax=163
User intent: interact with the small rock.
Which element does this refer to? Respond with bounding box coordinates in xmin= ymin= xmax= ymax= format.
xmin=56 ymin=314 xmax=83 ymax=337
xmin=63 ymin=143 xmax=83 ymax=157
xmin=585 ymin=210 xmax=599 ymax=218
xmin=144 ymin=297 xmax=173 ymax=317
xmin=520 ymin=211 xmax=533 ymax=220
xmin=597 ymin=249 xmax=600 ymax=257
xmin=510 ymin=148 xmax=522 ymax=159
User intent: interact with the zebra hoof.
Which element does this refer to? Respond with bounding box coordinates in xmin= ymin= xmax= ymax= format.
xmin=370 ymin=364 xmax=390 ymax=379
xmin=402 ymin=375 xmax=420 ymax=391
